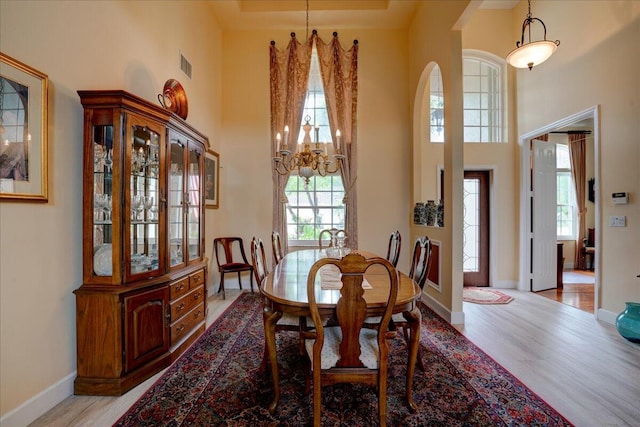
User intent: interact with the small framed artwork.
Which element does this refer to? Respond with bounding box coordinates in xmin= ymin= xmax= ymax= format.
xmin=0 ymin=53 xmax=48 ymax=202
xmin=0 ymin=53 xmax=49 ymax=202
xmin=204 ymin=149 xmax=219 ymax=209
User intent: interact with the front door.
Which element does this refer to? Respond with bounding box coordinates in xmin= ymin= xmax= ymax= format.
xmin=463 ymin=171 xmax=490 ymax=287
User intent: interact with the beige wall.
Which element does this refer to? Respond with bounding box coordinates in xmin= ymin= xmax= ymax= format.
xmin=512 ymin=0 xmax=640 ymax=313
xmin=0 ymin=0 xmax=222 ymax=419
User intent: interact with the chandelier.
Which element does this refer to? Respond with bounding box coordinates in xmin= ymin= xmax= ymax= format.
xmin=506 ymin=0 xmax=560 ymax=70
xmin=273 ymin=116 xmax=344 ymax=186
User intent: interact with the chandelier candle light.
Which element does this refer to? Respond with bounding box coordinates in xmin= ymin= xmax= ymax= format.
xmin=273 ymin=116 xmax=345 ymax=186
xmin=506 ymin=0 xmax=560 ymax=70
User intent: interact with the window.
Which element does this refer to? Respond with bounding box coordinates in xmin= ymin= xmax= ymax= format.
xmin=285 ymin=47 xmax=345 ymax=246
xmin=429 ymin=65 xmax=444 ymax=143
xmin=462 ymin=50 xmax=505 ymax=143
xmin=556 ymin=144 xmax=576 ymax=239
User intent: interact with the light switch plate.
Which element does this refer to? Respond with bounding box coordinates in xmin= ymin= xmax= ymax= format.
xmin=609 ymin=215 xmax=626 ymax=227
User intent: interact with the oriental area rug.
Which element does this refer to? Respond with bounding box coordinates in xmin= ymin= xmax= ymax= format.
xmin=463 ymin=287 xmax=514 ymax=305
xmin=115 ymin=292 xmax=569 ymax=426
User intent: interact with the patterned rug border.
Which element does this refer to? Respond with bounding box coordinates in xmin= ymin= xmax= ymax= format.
xmin=463 ymin=287 xmax=514 ymax=304
xmin=115 ymin=291 xmax=571 ymax=426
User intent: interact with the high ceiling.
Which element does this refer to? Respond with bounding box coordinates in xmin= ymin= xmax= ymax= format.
xmin=208 ymin=0 xmax=519 ymax=31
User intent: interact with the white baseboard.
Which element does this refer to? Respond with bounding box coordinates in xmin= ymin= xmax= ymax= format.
xmin=492 ymin=280 xmax=517 ymax=289
xmin=0 ymin=372 xmax=75 ymax=427
xmin=420 ymin=293 xmax=465 ymax=325
xmin=597 ymin=308 xmax=618 ymax=326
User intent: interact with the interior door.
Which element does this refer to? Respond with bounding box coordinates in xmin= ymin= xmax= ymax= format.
xmin=463 ymin=171 xmax=490 ymax=287
xmin=531 ymin=139 xmax=557 ymax=292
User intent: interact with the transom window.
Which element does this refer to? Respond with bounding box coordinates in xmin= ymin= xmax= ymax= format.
xmin=285 ymin=47 xmax=345 ymax=246
xmin=556 ymin=143 xmax=576 ymax=239
xmin=463 ymin=50 xmax=505 ymax=143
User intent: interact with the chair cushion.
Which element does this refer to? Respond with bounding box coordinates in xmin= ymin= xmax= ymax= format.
xmin=219 ymin=262 xmax=252 ymax=271
xmin=365 ymin=312 xmax=406 ymax=324
xmin=278 ymin=313 xmax=303 ymax=326
xmin=305 ymin=326 xmax=380 ymax=370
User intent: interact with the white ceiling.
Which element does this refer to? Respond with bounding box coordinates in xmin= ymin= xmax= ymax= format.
xmin=208 ymin=0 xmax=519 ymax=31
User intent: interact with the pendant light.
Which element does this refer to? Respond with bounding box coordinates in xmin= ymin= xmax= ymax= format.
xmin=506 ymin=0 xmax=560 ymax=70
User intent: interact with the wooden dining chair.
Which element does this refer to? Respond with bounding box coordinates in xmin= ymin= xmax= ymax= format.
xmin=385 ymin=230 xmax=401 ymax=267
xmin=303 ymin=253 xmax=399 ymax=427
xmin=318 ymin=228 xmax=347 ymax=249
xmin=395 ymin=236 xmax=432 ymax=369
xmin=271 ymin=231 xmax=285 ymax=266
xmin=251 ymin=237 xmax=308 ymax=361
xmin=213 ymin=237 xmax=254 ymax=300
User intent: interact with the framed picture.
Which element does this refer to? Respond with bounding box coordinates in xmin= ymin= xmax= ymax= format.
xmin=0 ymin=53 xmax=48 ymax=202
xmin=204 ymin=149 xmax=219 ymax=209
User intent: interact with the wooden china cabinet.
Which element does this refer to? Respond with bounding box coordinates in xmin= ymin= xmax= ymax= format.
xmin=74 ymin=90 xmax=208 ymax=395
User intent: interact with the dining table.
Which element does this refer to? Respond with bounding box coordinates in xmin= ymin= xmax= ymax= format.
xmin=260 ymin=248 xmax=423 ymax=413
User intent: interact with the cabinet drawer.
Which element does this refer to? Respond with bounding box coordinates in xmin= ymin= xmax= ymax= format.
xmin=189 ymin=269 xmax=205 ymax=289
xmin=171 ymin=302 xmax=205 ymax=343
xmin=170 ymin=277 xmax=190 ymax=300
xmin=170 ymin=284 xmax=205 ymax=321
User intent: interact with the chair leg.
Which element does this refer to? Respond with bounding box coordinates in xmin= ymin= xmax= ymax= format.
xmin=249 ymin=269 xmax=254 ymax=293
xmin=218 ymin=272 xmax=226 ymax=300
xmin=237 ymin=272 xmax=243 ymax=291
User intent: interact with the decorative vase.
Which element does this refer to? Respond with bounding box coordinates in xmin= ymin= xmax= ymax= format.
xmin=436 ymin=200 xmax=444 ymax=227
xmin=426 ymin=200 xmax=437 ymax=226
xmin=413 ymin=203 xmax=425 ymax=225
xmin=616 ymin=302 xmax=640 ymax=344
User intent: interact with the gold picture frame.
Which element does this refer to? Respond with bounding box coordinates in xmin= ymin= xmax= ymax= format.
xmin=204 ymin=149 xmax=219 ymax=209
xmin=0 ymin=52 xmax=48 ymax=202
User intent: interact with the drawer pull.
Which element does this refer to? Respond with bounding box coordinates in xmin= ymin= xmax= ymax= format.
xmin=177 ymin=283 xmax=185 ymax=291
xmin=193 ymin=275 xmax=201 ymax=283
xmin=194 ymin=310 xmax=202 ymax=319
xmin=194 ymin=292 xmax=202 ymax=299
xmin=176 ymin=324 xmax=185 ymax=333
xmin=176 ymin=302 xmax=186 ymax=312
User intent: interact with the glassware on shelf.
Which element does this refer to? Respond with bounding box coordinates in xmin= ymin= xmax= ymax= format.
xmin=132 ymin=194 xmax=143 ymax=221
xmin=103 ymin=149 xmax=113 ymax=173
xmin=94 ymin=194 xmax=104 ymax=221
xmin=102 ymin=194 xmax=112 ymax=221
xmin=143 ymin=196 xmax=154 ymax=220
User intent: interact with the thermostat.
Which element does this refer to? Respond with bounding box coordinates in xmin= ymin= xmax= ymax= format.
xmin=612 ymin=192 xmax=628 ymax=205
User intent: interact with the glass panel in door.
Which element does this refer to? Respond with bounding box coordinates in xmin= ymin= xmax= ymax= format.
xmin=129 ymin=125 xmax=161 ymax=276
xmin=169 ymin=139 xmax=185 ymax=267
xmin=92 ymin=124 xmax=114 ymax=276
xmin=187 ymin=148 xmax=201 ymax=261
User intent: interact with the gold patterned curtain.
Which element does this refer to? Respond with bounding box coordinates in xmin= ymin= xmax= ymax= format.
xmin=315 ymin=32 xmax=359 ymax=248
xmin=269 ymin=33 xmax=313 ymax=254
xmin=568 ymin=133 xmax=587 ymax=269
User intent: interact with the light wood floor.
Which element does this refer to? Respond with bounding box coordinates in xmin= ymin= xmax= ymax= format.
xmin=537 ymin=269 xmax=596 ymax=313
xmin=29 ymin=288 xmax=640 ymax=427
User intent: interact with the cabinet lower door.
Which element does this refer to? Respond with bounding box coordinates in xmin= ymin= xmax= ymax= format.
xmin=124 ymin=287 xmax=170 ymax=372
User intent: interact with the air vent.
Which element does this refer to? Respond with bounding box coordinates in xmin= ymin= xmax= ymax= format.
xmin=180 ymin=52 xmax=192 ymax=79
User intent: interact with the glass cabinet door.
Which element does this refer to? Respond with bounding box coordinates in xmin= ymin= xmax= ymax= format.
xmin=187 ymin=147 xmax=202 ymax=261
xmin=169 ymin=136 xmax=185 ymax=268
xmin=92 ymin=124 xmax=114 ymax=277
xmin=127 ymin=120 xmax=162 ymax=277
